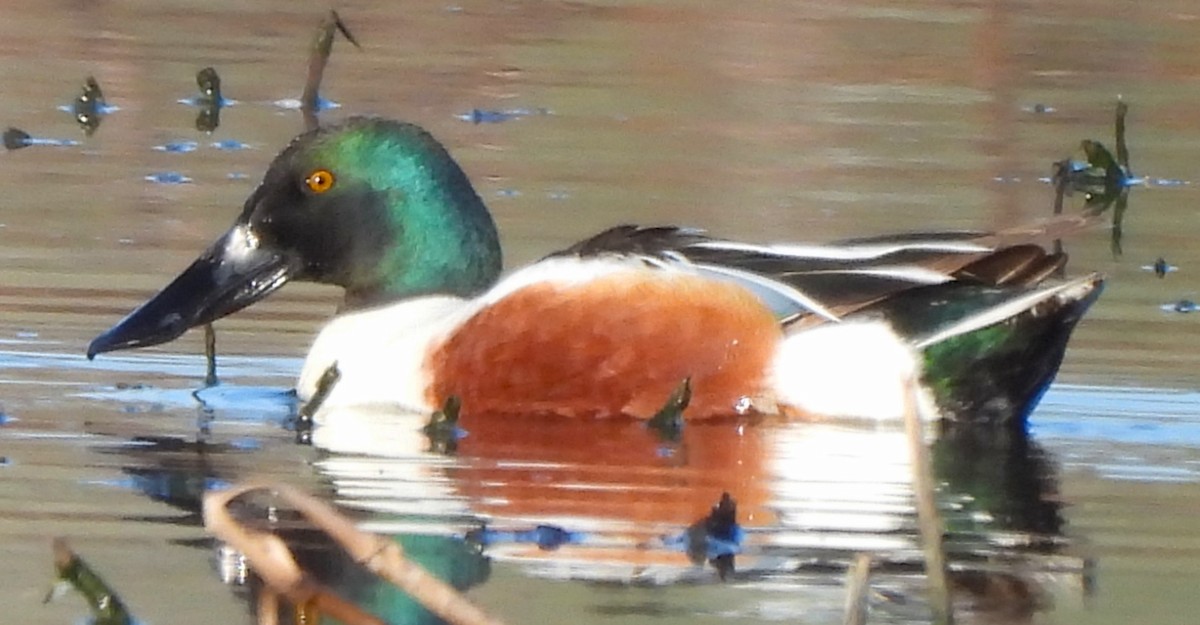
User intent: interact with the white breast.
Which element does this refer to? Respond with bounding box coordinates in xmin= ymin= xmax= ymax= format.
xmin=297 ymin=296 xmax=473 ymax=415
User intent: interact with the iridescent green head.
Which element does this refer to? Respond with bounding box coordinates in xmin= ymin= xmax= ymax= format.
xmin=88 ymin=117 xmax=502 ymax=357
xmin=245 ymin=117 xmax=502 ymax=307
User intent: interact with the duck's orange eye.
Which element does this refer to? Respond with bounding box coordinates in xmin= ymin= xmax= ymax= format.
xmin=305 ymin=169 xmax=335 ymax=193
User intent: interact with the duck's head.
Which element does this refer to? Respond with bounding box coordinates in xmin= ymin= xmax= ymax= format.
xmin=88 ymin=117 xmax=502 ymax=358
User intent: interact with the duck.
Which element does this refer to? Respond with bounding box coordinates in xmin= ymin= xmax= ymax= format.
xmin=87 ymin=116 xmax=1103 ymax=425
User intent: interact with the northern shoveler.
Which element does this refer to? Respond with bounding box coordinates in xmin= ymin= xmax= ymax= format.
xmin=88 ymin=117 xmax=1103 ymax=424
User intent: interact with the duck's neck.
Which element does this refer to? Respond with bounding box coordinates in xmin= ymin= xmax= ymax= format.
xmin=343 ymin=196 xmax=502 ymax=310
xmin=337 ymin=136 xmax=503 ymax=311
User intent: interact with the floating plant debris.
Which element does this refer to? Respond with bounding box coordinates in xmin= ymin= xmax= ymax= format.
xmin=1144 ymin=257 xmax=1178 ymax=278
xmin=3 ymin=126 xmax=80 ymax=150
xmin=466 ymin=524 xmax=584 ymax=551
xmin=211 ymin=139 xmax=250 ymax=151
xmin=3 ymin=127 xmax=31 ymax=150
xmin=646 ymin=377 xmax=690 ymax=442
xmin=1053 ymin=100 xmax=1134 ymax=256
xmin=1023 ymin=103 xmax=1057 ymax=114
xmin=153 ymin=140 xmax=198 ymax=153
xmin=195 ymin=103 xmax=220 ymax=133
xmin=423 ymin=395 xmax=467 ymax=454
xmin=204 ymin=481 xmax=503 ymax=625
xmin=197 ymin=66 xmax=221 ymax=101
xmin=1162 ymin=299 xmax=1199 ymax=313
xmin=63 ymin=76 xmax=119 ymax=136
xmin=273 ymin=96 xmax=340 ymax=111
xmin=177 ymin=67 xmax=237 ymax=107
xmin=44 ymin=538 xmax=135 ymax=625
xmin=144 ymin=171 xmax=193 ymax=184
xmin=177 ymin=67 xmax=237 ymax=132
xmin=662 ymin=492 xmax=743 ymax=579
xmin=455 ymin=107 xmax=549 ymax=124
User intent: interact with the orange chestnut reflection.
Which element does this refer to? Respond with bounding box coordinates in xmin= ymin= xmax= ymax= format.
xmin=452 ymin=415 xmax=777 ymax=530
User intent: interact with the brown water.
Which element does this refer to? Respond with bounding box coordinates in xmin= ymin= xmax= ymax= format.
xmin=2 ymin=1 xmax=1200 ymax=624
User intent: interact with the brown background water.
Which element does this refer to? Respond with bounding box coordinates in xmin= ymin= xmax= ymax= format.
xmin=1 ymin=1 xmax=1200 ymax=623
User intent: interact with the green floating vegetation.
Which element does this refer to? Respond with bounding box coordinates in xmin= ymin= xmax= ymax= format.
xmin=1053 ymin=100 xmax=1133 ymax=256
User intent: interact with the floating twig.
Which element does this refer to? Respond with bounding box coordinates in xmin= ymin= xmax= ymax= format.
xmin=204 ymin=482 xmax=506 ymax=625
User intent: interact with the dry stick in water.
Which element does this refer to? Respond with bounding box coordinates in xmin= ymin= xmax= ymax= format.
xmin=301 ymin=10 xmax=360 ymax=132
xmin=842 ymin=553 xmax=872 ymax=625
xmin=205 ymin=482 xmax=507 ymax=625
xmin=204 ymin=323 xmax=218 ymax=387
xmin=204 ymin=485 xmax=386 ymax=625
xmin=901 ymin=377 xmax=954 ymax=625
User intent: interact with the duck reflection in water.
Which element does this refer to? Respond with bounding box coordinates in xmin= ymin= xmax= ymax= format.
xmin=101 ymin=408 xmax=1085 ymax=623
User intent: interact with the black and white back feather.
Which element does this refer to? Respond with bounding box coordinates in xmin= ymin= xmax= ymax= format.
xmin=549 ymin=222 xmax=1076 ymax=326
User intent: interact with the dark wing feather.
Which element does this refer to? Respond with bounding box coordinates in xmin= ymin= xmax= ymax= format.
xmin=550 ymin=216 xmax=1091 ymax=325
xmin=545 ymin=225 xmax=711 ymax=260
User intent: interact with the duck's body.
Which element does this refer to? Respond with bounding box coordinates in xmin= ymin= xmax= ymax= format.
xmin=89 ymin=117 xmax=1103 ymax=425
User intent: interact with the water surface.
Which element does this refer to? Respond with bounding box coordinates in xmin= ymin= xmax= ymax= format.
xmin=2 ymin=1 xmax=1200 ymax=624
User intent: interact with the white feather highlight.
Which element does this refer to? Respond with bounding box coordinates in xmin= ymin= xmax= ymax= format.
xmin=695 ymin=239 xmax=990 ymax=260
xmin=770 ymin=321 xmax=937 ymax=421
xmin=912 ymin=274 xmax=1099 ymax=349
xmin=478 ymin=256 xmax=675 ymax=305
xmin=696 ymin=263 xmax=841 ymax=322
xmin=802 ymin=266 xmax=953 ymax=284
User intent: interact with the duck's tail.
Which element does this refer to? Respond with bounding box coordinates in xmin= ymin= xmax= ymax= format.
xmin=874 ymin=273 xmax=1105 ymax=427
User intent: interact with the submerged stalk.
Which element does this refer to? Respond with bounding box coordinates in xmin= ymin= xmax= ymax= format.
xmin=902 ymin=379 xmax=954 ymax=625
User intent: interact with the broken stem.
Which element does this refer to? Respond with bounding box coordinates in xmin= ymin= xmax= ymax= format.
xmin=299 ymin=362 xmax=341 ymax=421
xmin=901 ymin=378 xmax=954 ymax=625
xmin=1115 ymin=99 xmax=1130 ymax=172
xmin=301 ymin=9 xmax=360 ymax=132
xmin=842 ymin=553 xmax=872 ymax=625
xmin=205 ymin=483 xmax=506 ymax=625
xmin=204 ymin=323 xmax=218 ymax=387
